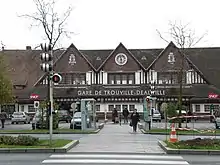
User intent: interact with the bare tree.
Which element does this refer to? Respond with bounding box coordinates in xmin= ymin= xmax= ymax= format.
xmin=156 ymin=20 xmax=207 ymax=128
xmin=19 ymin=0 xmax=73 ymax=49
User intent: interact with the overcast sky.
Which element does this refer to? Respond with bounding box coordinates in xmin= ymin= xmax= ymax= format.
xmin=0 ymin=0 xmax=219 ymax=49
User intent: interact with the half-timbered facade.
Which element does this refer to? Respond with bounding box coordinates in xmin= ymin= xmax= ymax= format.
xmin=1 ymin=42 xmax=220 ymax=117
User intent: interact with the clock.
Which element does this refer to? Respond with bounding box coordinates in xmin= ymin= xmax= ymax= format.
xmin=115 ymin=53 xmax=128 ymax=66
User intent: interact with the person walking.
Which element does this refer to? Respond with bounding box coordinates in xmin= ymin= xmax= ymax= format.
xmin=122 ymin=108 xmax=129 ymax=124
xmin=130 ymin=109 xmax=140 ymax=132
xmin=0 ymin=111 xmax=7 ymax=129
xmin=112 ymin=108 xmax=118 ymax=124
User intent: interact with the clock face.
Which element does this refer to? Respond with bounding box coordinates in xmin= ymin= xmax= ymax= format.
xmin=115 ymin=53 xmax=128 ymax=66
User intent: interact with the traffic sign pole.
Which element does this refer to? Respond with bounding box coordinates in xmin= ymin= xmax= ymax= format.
xmin=34 ymin=101 xmax=40 ymax=130
xmin=49 ymin=49 xmax=53 ymax=147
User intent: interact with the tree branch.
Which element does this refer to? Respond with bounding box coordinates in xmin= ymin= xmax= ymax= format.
xmin=18 ymin=0 xmax=73 ymax=49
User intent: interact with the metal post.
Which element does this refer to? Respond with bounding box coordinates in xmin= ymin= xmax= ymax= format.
xmin=34 ymin=108 xmax=37 ymax=130
xmin=93 ymin=101 xmax=96 ymax=129
xmin=72 ymin=108 xmax=75 ymax=130
xmin=150 ymin=98 xmax=153 ymax=129
xmin=49 ymin=50 xmax=53 ymax=147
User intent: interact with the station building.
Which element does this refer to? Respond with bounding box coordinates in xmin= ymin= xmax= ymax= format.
xmin=1 ymin=42 xmax=220 ymax=117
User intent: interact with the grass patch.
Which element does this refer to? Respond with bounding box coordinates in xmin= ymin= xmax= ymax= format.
xmin=165 ymin=138 xmax=220 ymax=150
xmin=0 ymin=139 xmax=72 ymax=148
xmin=145 ymin=128 xmax=219 ymax=135
xmin=0 ymin=129 xmax=97 ymax=134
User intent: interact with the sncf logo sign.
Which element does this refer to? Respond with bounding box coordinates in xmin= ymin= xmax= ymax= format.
xmin=30 ymin=94 xmax=39 ymax=99
xmin=208 ymin=93 xmax=219 ymax=99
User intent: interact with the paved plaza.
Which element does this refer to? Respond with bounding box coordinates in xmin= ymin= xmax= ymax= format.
xmin=69 ymin=123 xmax=165 ymax=153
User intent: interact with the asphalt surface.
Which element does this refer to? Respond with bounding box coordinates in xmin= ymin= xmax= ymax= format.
xmin=0 ymin=122 xmax=219 ymax=165
xmin=1 ymin=120 xmax=216 ymax=131
xmin=0 ymin=153 xmax=219 ymax=165
xmin=1 ymin=120 xmax=71 ymax=130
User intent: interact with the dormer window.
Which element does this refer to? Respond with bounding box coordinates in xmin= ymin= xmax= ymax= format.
xmin=69 ymin=54 xmax=76 ymax=65
xmin=96 ymin=57 xmax=101 ymax=60
xmin=141 ymin=56 xmax=147 ymax=60
xmin=168 ymin=52 xmax=175 ymax=64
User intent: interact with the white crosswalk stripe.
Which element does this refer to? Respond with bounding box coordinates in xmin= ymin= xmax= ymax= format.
xmin=42 ymin=153 xmax=190 ymax=164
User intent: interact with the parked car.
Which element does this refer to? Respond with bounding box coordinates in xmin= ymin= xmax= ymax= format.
xmin=11 ymin=112 xmax=31 ymax=124
xmin=152 ymin=109 xmax=161 ymax=122
xmin=215 ymin=117 xmax=220 ymax=129
xmin=70 ymin=112 xmax=90 ymax=129
xmin=58 ymin=110 xmax=72 ymax=123
xmin=32 ymin=111 xmax=58 ymax=130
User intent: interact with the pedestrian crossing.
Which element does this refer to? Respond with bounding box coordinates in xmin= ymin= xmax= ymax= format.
xmin=42 ymin=153 xmax=190 ymax=164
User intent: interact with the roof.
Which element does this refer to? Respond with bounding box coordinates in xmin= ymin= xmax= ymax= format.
xmin=2 ymin=42 xmax=220 ymax=97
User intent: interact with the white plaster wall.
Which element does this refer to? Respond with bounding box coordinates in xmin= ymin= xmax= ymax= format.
xmin=103 ymin=72 xmax=108 ymax=84
xmin=86 ymin=72 xmax=91 ymax=85
xmin=19 ymin=104 xmax=33 ymax=113
xmin=135 ymin=71 xmax=141 ymax=84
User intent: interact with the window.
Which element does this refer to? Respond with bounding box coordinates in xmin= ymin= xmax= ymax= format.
xmin=96 ymin=105 xmax=100 ymax=112
xmin=108 ymin=73 xmax=135 ymax=84
xmin=60 ymin=73 xmax=86 ymax=85
xmin=122 ymin=75 xmax=127 ymax=84
xmin=195 ymin=105 xmax=200 ymax=112
xmin=128 ymin=74 xmax=135 ymax=84
xmin=122 ymin=105 xmax=128 ymax=110
xmin=204 ymin=105 xmax=210 ymax=112
xmin=157 ymin=72 xmax=180 ymax=84
xmin=28 ymin=105 xmax=35 ymax=112
xmin=129 ymin=105 xmax=135 ymax=111
xmin=108 ymin=74 xmax=114 ymax=84
xmin=168 ymin=52 xmax=175 ymax=64
xmin=204 ymin=104 xmax=220 ymax=112
xmin=115 ymin=105 xmax=121 ymax=112
xmin=108 ymin=105 xmax=114 ymax=111
xmin=115 ymin=75 xmax=121 ymax=84
xmin=20 ymin=105 xmax=24 ymax=112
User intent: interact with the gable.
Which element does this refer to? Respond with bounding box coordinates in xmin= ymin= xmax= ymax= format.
xmin=186 ymin=48 xmax=220 ymax=88
xmin=54 ymin=44 xmax=94 ymax=73
xmin=151 ymin=42 xmax=191 ymax=72
xmin=99 ymin=43 xmax=144 ymax=71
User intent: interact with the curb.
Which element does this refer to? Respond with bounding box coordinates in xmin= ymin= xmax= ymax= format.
xmin=0 ymin=123 xmax=105 ymax=135
xmin=143 ymin=132 xmax=220 ymax=136
xmin=158 ymin=140 xmax=220 ymax=155
xmin=0 ymin=140 xmax=79 ymax=153
xmin=0 ymin=132 xmax=96 ymax=135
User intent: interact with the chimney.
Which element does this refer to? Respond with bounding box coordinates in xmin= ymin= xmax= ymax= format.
xmin=26 ymin=46 xmax=31 ymax=50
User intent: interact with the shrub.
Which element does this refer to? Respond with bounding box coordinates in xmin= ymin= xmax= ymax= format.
xmin=0 ymin=135 xmax=39 ymax=146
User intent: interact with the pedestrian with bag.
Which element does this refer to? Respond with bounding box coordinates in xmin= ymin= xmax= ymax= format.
xmin=130 ymin=109 xmax=140 ymax=132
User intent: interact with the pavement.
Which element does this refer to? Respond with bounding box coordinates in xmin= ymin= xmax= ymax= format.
xmin=68 ymin=123 xmax=165 ymax=153
xmin=0 ymin=153 xmax=219 ymax=165
xmin=0 ymin=119 xmax=216 ymax=131
xmin=150 ymin=120 xmax=216 ymax=130
xmin=0 ymin=123 xmax=220 ymax=164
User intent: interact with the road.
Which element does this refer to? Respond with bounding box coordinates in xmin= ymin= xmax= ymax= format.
xmin=0 ymin=119 xmax=216 ymax=131
xmin=1 ymin=121 xmax=71 ymax=130
xmin=0 ymin=153 xmax=219 ymax=165
xmin=0 ymin=123 xmax=219 ymax=165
